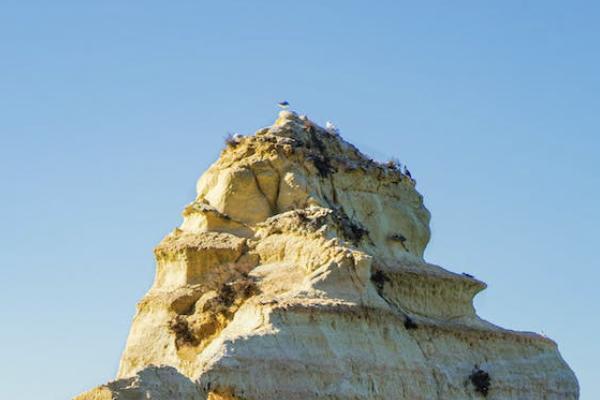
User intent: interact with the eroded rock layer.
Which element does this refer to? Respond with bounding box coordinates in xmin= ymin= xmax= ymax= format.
xmin=76 ymin=112 xmax=578 ymax=399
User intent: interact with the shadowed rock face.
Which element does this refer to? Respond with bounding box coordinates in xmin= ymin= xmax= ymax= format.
xmin=76 ymin=112 xmax=579 ymax=400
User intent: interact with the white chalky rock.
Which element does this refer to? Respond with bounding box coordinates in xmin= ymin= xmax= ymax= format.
xmin=76 ymin=111 xmax=578 ymax=400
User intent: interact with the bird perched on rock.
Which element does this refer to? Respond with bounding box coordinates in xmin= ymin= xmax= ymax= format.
xmin=277 ymin=101 xmax=290 ymax=109
xmin=403 ymin=166 xmax=412 ymax=179
xmin=325 ymin=121 xmax=339 ymax=135
xmin=462 ymin=272 xmax=474 ymax=278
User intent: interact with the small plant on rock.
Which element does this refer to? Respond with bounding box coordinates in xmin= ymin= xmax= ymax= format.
xmin=224 ymin=133 xmax=240 ymax=148
xmin=469 ymin=366 xmax=491 ymax=397
xmin=385 ymin=158 xmax=402 ymax=170
xmin=371 ymin=270 xmax=390 ymax=291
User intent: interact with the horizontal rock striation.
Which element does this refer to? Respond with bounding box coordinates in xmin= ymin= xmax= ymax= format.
xmin=76 ymin=111 xmax=578 ymax=399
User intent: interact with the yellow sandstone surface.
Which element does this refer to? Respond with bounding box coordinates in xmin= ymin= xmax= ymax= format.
xmin=76 ymin=111 xmax=578 ymax=399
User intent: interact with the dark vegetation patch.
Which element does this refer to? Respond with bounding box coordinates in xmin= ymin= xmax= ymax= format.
xmin=343 ymin=219 xmax=369 ymax=244
xmin=169 ymin=316 xmax=199 ymax=347
xmin=170 ymin=274 xmax=260 ymax=350
xmin=217 ymin=283 xmax=236 ymax=307
xmin=224 ymin=133 xmax=239 ymax=148
xmin=469 ymin=367 xmax=491 ymax=397
xmin=385 ymin=158 xmax=401 ymax=170
xmin=404 ymin=316 xmax=418 ymax=330
xmin=330 ymin=208 xmax=369 ymax=245
xmin=296 ymin=210 xmax=327 ymax=232
xmin=303 ymin=121 xmax=336 ymax=178
xmin=239 ymin=276 xmax=260 ymax=298
xmin=216 ymin=275 xmax=259 ymax=308
xmin=304 ymin=122 xmax=326 ymax=154
xmin=307 ymin=154 xmax=335 ymax=178
xmin=371 ymin=270 xmax=390 ymax=292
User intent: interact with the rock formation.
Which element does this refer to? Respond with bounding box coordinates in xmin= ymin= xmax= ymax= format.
xmin=76 ymin=111 xmax=579 ymax=399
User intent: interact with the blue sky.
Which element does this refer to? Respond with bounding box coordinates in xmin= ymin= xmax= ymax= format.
xmin=1 ymin=1 xmax=598 ymax=399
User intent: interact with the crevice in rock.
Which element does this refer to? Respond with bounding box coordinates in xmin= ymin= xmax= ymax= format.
xmin=370 ymin=267 xmax=442 ymax=400
xmin=249 ymin=168 xmax=276 ymax=216
xmin=265 ymin=159 xmax=281 ymax=214
xmin=330 ymin=205 xmax=370 ymax=246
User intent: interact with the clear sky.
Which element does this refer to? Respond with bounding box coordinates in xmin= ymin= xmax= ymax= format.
xmin=1 ymin=1 xmax=598 ymax=399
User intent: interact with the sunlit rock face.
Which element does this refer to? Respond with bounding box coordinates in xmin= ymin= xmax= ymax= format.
xmin=76 ymin=111 xmax=578 ymax=400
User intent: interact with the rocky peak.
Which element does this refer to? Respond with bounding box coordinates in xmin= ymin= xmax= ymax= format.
xmin=76 ymin=112 xmax=578 ymax=400
xmin=188 ymin=111 xmax=430 ymax=261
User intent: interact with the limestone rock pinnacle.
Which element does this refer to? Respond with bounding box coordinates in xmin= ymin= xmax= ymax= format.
xmin=75 ymin=112 xmax=579 ymax=400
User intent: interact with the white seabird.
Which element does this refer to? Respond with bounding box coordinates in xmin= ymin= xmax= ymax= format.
xmin=325 ymin=121 xmax=339 ymax=135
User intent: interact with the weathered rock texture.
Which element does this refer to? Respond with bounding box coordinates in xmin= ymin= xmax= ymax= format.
xmin=76 ymin=112 xmax=579 ymax=399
